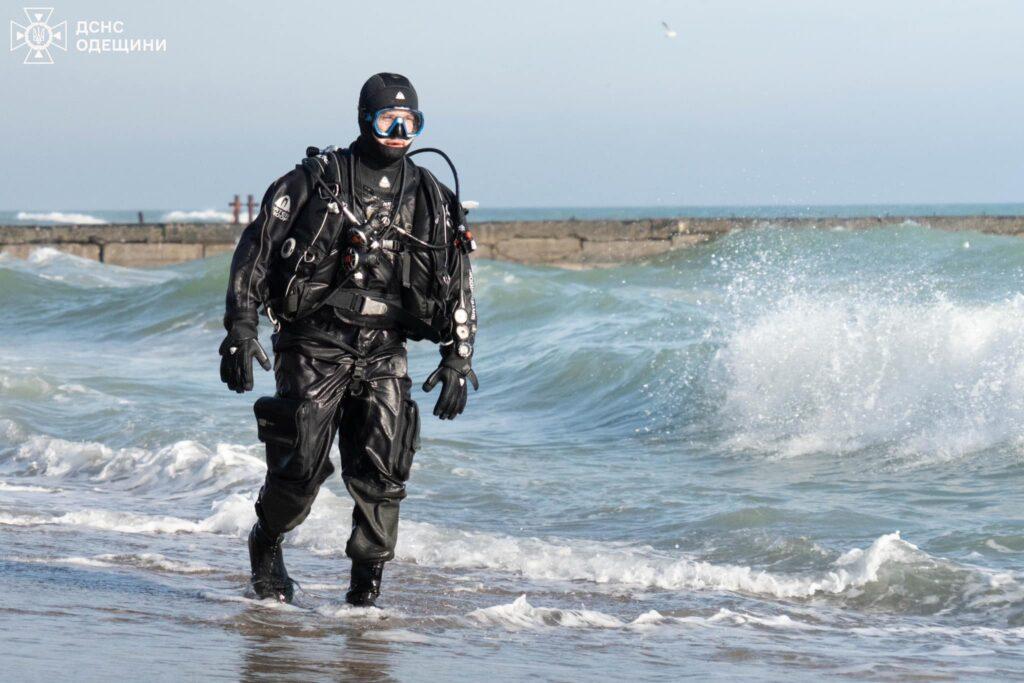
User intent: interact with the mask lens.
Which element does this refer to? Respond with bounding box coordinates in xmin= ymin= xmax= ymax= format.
xmin=372 ymin=108 xmax=424 ymax=138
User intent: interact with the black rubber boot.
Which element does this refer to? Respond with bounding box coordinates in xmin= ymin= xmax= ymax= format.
xmin=248 ymin=521 xmax=294 ymax=603
xmin=346 ymin=561 xmax=384 ymax=607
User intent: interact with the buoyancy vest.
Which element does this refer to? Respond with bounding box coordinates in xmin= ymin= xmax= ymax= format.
xmin=265 ymin=147 xmax=455 ymax=342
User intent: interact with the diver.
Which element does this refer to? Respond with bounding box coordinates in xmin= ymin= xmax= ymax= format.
xmin=218 ymin=73 xmax=479 ymax=607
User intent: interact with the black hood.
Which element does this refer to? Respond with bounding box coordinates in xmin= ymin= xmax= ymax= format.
xmin=356 ymin=72 xmax=418 ymax=164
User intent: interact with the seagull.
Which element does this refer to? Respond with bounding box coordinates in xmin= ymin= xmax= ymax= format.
xmin=661 ymin=21 xmax=677 ymax=39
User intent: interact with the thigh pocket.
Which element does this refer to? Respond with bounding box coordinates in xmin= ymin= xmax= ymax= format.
xmin=395 ymin=399 xmax=420 ymax=482
xmin=254 ymin=396 xmax=308 ymax=448
xmin=254 ymin=396 xmax=331 ymax=485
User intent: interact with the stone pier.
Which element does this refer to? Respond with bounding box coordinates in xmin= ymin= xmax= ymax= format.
xmin=1 ymin=216 xmax=1023 ymax=268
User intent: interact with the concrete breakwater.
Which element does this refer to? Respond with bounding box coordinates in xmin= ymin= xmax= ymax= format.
xmin=2 ymin=216 xmax=1024 ymax=268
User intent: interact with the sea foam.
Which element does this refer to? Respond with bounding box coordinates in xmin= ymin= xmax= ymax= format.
xmin=15 ymin=211 xmax=107 ymax=225
xmin=714 ymin=293 xmax=1024 ymax=460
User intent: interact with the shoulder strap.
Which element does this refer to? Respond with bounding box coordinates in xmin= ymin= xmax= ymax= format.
xmin=298 ymin=146 xmax=348 ymax=192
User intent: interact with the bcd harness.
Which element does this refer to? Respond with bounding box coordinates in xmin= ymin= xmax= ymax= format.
xmin=265 ymin=146 xmax=476 ymax=347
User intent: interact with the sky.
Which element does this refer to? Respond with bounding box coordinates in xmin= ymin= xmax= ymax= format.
xmin=2 ymin=0 xmax=1022 ymax=210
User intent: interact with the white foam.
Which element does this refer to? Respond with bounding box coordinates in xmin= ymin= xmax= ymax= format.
xmin=985 ymin=539 xmax=1015 ymax=554
xmin=0 ymin=418 xmax=26 ymax=442
xmin=16 ymin=211 xmax=107 ymax=225
xmin=0 ymin=498 xmax=253 ymax=535
xmin=398 ymin=524 xmax=927 ymax=599
xmin=714 ymin=293 xmax=1024 ymax=459
xmin=705 ymin=607 xmax=824 ymax=631
xmin=360 ymin=629 xmax=434 ymax=644
xmin=16 ymin=553 xmax=215 ymax=574
xmin=460 ymin=597 xmax=822 ymax=633
xmin=5 ymin=480 xmax=927 ymax=602
xmin=200 ymin=590 xmax=306 ymax=612
xmin=283 ymin=487 xmax=938 ymax=600
xmin=8 ymin=436 xmax=265 ymax=496
xmin=55 ymin=509 xmax=204 ymax=534
xmin=467 ymin=595 xmax=624 ymax=629
xmin=313 ymin=603 xmax=397 ymax=620
xmin=161 ymin=209 xmax=241 ymax=223
xmin=26 ymin=246 xmax=77 ymax=264
xmin=94 ymin=553 xmax=217 ymax=574
xmin=2 ymin=246 xmax=179 ymax=287
xmin=0 ymin=481 xmax=60 ymax=493
xmin=2 ymin=436 xmax=1009 ymax=609
xmin=8 ymin=488 xmax=1020 ymax=621
xmin=215 ymin=482 xmax=953 ymax=601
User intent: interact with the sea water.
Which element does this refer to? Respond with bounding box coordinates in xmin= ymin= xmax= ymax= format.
xmin=2 ymin=222 xmax=1024 ymax=680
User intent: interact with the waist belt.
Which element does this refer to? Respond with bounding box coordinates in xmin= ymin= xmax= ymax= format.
xmin=323 ymin=289 xmax=439 ymax=342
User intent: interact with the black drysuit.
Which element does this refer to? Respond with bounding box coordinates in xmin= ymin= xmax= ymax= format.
xmin=224 ymin=143 xmax=477 ymax=562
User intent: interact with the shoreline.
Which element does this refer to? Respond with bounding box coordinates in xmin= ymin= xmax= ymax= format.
xmin=2 ymin=215 xmax=1023 ymax=268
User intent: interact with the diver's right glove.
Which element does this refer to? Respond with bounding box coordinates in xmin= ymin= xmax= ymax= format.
xmin=422 ymin=355 xmax=479 ymax=420
xmin=218 ymin=315 xmax=271 ymax=393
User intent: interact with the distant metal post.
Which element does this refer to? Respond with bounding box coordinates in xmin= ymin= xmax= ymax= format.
xmin=137 ymin=211 xmax=144 ymax=224
xmin=228 ymin=194 xmax=242 ymax=224
xmin=247 ymin=194 xmax=256 ymax=223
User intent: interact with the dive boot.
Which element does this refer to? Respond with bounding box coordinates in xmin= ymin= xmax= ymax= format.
xmin=248 ymin=521 xmax=294 ymax=603
xmin=346 ymin=561 xmax=384 ymax=607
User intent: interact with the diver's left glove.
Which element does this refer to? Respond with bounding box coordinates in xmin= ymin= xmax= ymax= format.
xmin=422 ymin=355 xmax=479 ymax=420
xmin=219 ymin=314 xmax=271 ymax=394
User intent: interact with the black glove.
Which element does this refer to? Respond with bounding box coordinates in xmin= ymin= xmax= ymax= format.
xmin=218 ymin=316 xmax=271 ymax=393
xmin=422 ymin=355 xmax=479 ymax=420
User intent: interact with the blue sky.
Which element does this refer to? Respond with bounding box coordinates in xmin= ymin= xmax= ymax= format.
xmin=2 ymin=0 xmax=1022 ymax=209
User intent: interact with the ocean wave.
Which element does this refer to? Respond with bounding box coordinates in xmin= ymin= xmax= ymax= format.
xmin=0 ymin=508 xmax=204 ymax=533
xmin=464 ymin=597 xmax=823 ymax=632
xmin=5 ymin=436 xmax=264 ymax=497
xmin=712 ymin=293 xmax=1024 ymax=460
xmin=467 ymin=594 xmax=637 ymax=629
xmin=398 ymin=523 xmax=922 ymax=600
xmin=3 ymin=482 xmax=1020 ymax=620
xmin=0 ymin=480 xmax=60 ymax=493
xmin=194 ymin=490 xmax=1024 ymax=616
xmin=0 ymin=484 xmax=918 ymax=601
xmin=1 ymin=246 xmax=179 ymax=289
xmin=6 ymin=430 xmax=1014 ymax=612
xmin=359 ymin=629 xmax=436 ymax=643
xmin=0 ymin=369 xmax=133 ymax=406
xmin=16 ymin=211 xmax=108 ymax=225
xmin=16 ymin=553 xmax=216 ymax=574
xmin=161 ymin=209 xmax=241 ymax=223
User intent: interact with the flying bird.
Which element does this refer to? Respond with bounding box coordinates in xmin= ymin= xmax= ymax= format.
xmin=661 ymin=21 xmax=677 ymax=39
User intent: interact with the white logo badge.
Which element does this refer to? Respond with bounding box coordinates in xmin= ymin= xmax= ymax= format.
xmin=272 ymin=195 xmax=291 ymax=220
xmin=379 ymin=176 xmax=391 ymax=189
xmin=395 ymin=91 xmax=406 ymax=100
xmin=10 ymin=7 xmax=67 ymax=65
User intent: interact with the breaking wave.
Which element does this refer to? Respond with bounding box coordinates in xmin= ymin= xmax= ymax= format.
xmin=15 ymin=211 xmax=107 ymax=225
xmin=3 ymin=428 xmax=1020 ymax=621
xmin=713 ymin=293 xmax=1024 ymax=459
xmin=161 ymin=209 xmax=241 ymax=223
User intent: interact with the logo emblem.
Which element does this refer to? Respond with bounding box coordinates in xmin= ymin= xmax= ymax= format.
xmin=395 ymin=91 xmax=406 ymax=100
xmin=378 ymin=176 xmax=391 ymax=189
xmin=272 ymin=195 xmax=291 ymax=220
xmin=10 ymin=7 xmax=66 ymax=64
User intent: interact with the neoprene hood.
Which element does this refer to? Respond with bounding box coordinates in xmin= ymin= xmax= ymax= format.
xmin=357 ymin=73 xmax=419 ymax=163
